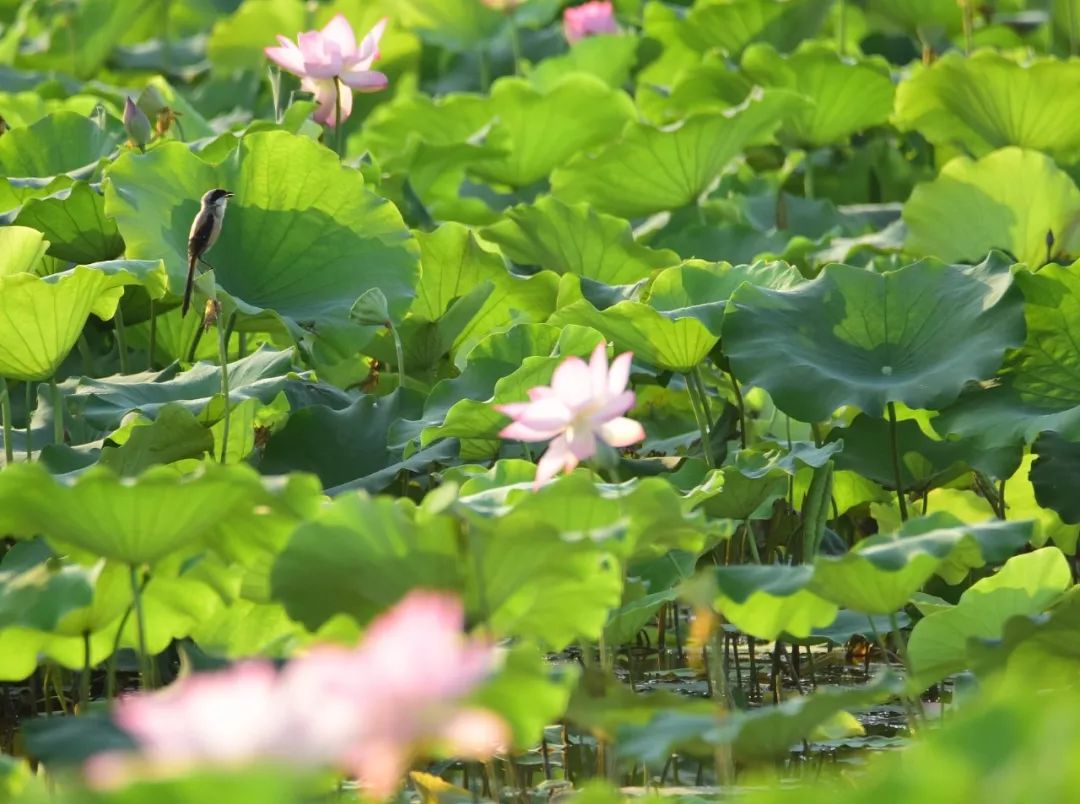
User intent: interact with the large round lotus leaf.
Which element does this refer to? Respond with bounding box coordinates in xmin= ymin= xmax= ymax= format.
xmin=549 ymin=275 xmax=718 ymax=374
xmin=0 ymin=261 xmax=167 ymax=381
xmin=0 ymin=111 xmax=119 ymax=179
xmin=810 ymin=515 xmax=1034 ymax=614
xmin=270 ymin=494 xmax=464 ymax=630
xmin=551 ymin=89 xmax=804 ymax=218
xmin=908 ymin=548 xmax=1071 ymax=682
xmin=895 ymin=52 xmax=1080 ymax=162
xmin=471 ymin=75 xmax=636 ymax=189
xmin=0 ymin=226 xmax=47 ymax=276
xmin=13 ymin=181 xmax=123 ymax=264
xmin=1031 ymin=431 xmax=1080 ymax=525
xmin=398 ymin=0 xmax=505 ymax=49
xmin=865 ymin=0 xmax=963 ymax=34
xmin=0 ymin=541 xmax=95 ymax=632
xmin=0 ymin=462 xmax=280 ymax=566
xmin=903 ymin=147 xmax=1080 ymax=267
xmin=205 ymin=0 xmax=305 ymax=72
xmin=721 ymin=255 xmax=1025 ymax=421
xmin=679 ymin=0 xmax=833 ymax=56
xmin=684 ymin=565 xmax=838 ymax=640
xmin=481 ymin=197 xmax=679 ymax=285
xmin=104 ymin=131 xmax=420 ymax=356
xmin=741 ymin=43 xmax=894 ymax=147
xmin=938 ymin=264 xmax=1080 ymax=446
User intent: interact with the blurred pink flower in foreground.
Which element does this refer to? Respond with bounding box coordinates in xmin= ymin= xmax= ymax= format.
xmin=265 ymin=15 xmax=388 ymax=127
xmin=496 ymin=343 xmax=645 ymax=488
xmin=91 ymin=592 xmax=505 ymax=798
xmin=563 ymin=1 xmax=618 ymax=43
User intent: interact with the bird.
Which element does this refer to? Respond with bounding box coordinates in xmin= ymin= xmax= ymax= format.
xmin=183 ymin=188 xmax=234 ymax=317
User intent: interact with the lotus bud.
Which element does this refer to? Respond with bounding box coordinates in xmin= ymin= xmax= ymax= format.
xmin=123 ymin=97 xmax=152 ymax=153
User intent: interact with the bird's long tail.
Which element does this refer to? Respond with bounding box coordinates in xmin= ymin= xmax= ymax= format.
xmin=182 ymin=255 xmax=196 ymax=317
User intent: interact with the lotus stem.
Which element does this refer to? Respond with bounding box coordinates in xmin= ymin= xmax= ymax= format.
xmin=389 ymin=322 xmax=406 ymax=391
xmin=730 ymin=372 xmax=748 ymax=449
xmin=147 ymin=299 xmax=157 ymax=370
xmin=268 ymin=65 xmax=282 ymax=123
xmin=0 ymin=377 xmax=12 ymax=465
xmin=161 ymin=0 xmax=172 ymax=71
xmin=684 ymin=372 xmax=714 ymax=468
xmin=50 ymin=376 xmax=63 ymax=445
xmin=837 ymin=0 xmax=846 ymax=54
xmin=24 ymin=381 xmax=32 ymax=461
xmin=887 ymin=401 xmax=909 ymax=521
xmin=80 ymin=631 xmax=91 ymax=712
xmin=333 ymin=77 xmax=344 ymax=158
xmin=1069 ymin=0 xmax=1078 ymax=55
xmin=217 ymin=313 xmax=232 ymax=463
xmin=115 ymin=305 xmax=130 ymax=374
xmin=479 ymin=50 xmax=491 ymax=91
xmin=507 ymin=12 xmax=522 ymax=76
xmin=129 ymin=565 xmax=152 ymax=690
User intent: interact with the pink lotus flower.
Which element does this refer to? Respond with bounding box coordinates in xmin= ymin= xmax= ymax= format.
xmin=265 ymin=15 xmax=388 ymax=127
xmin=496 ymin=343 xmax=645 ymax=488
xmin=563 ymin=1 xmax=618 ymax=43
xmin=93 ymin=592 xmax=506 ymax=797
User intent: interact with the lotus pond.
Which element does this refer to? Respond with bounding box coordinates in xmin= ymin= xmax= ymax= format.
xmin=0 ymin=0 xmax=1079 ymax=801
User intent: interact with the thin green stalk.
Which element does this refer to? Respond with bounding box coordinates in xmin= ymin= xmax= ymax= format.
xmin=161 ymin=0 xmax=172 ymax=71
xmin=1070 ymin=0 xmax=1079 ymax=56
xmin=888 ymin=609 xmax=926 ymax=725
xmin=743 ymin=519 xmax=761 ymax=564
xmin=105 ymin=572 xmax=148 ymax=700
xmin=0 ymin=378 xmax=12 ymax=465
xmin=804 ymin=157 xmax=815 ymax=199
xmin=268 ymin=65 xmax=282 ymax=123
xmin=389 ymin=323 xmax=406 ymax=391
xmin=216 ymin=313 xmax=232 ymax=464
xmin=731 ymin=373 xmax=748 ymax=449
xmin=479 ymin=50 xmax=491 ymax=91
xmin=887 ymin=402 xmax=909 ymax=521
xmin=708 ymin=628 xmax=735 ymax=785
xmin=50 ymin=376 xmax=63 ymax=445
xmin=129 ymin=565 xmax=151 ymax=690
xmin=147 ymin=299 xmax=157 ymax=370
xmin=77 ymin=334 xmax=96 ymax=376
xmin=692 ymin=366 xmax=714 ymax=427
xmin=186 ymin=321 xmax=205 ymax=363
xmin=24 ymin=381 xmax=32 ymax=461
xmin=333 ymin=77 xmax=345 ymax=158
xmin=837 ymin=0 xmax=846 ymax=54
xmin=80 ymin=631 xmax=91 ymax=712
xmin=238 ymin=332 xmax=248 ymax=359
xmin=114 ymin=305 xmax=130 ymax=374
xmin=684 ymin=373 xmax=714 ymax=468
xmin=507 ymin=13 xmax=522 ymax=75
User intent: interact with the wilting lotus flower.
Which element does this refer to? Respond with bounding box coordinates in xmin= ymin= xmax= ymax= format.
xmin=496 ymin=343 xmax=645 ymax=488
xmin=563 ymin=1 xmax=618 ymax=43
xmin=265 ymin=15 xmax=388 ymax=127
xmin=90 ymin=591 xmax=506 ymax=797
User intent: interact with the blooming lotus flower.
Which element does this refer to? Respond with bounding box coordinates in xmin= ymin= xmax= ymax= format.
xmin=91 ymin=592 xmax=506 ymax=797
xmin=495 ymin=343 xmax=645 ymax=488
xmin=563 ymin=1 xmax=618 ymax=43
xmin=265 ymin=15 xmax=388 ymax=127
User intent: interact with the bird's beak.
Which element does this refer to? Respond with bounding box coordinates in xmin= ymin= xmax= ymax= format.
xmin=225 ymin=192 xmax=236 ymax=198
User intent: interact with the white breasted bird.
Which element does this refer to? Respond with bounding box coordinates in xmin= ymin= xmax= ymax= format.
xmin=183 ymin=188 xmax=234 ymax=316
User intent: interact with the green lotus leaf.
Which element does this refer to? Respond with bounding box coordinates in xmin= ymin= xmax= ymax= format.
xmin=0 ymin=541 xmax=95 ymax=631
xmin=684 ymin=464 xmax=789 ymax=521
xmin=679 ymin=0 xmax=834 ymax=56
xmin=0 ymin=226 xmax=48 ymax=276
xmin=866 ymin=0 xmax=966 ymax=37
xmin=903 ymin=148 xmax=1080 ymax=267
xmin=0 ymin=91 xmax=103 ymax=129
xmin=549 ymin=275 xmax=718 ymax=373
xmin=0 ymin=260 xmax=167 ymax=381
xmin=828 ymin=413 xmax=1022 ymax=491
xmin=967 ymin=586 xmax=1080 ymax=674
xmin=529 ymin=34 xmax=640 ymax=91
xmin=190 ymin=599 xmax=304 ymax=659
xmin=894 ymin=52 xmax=1080 ymax=162
xmin=260 ymin=388 xmax=425 ymax=490
xmin=98 ymin=404 xmax=216 ymax=476
xmin=63 ymin=347 xmax=296 ymax=431
xmin=205 ymin=0 xmax=305 ymax=72
xmin=16 ymin=0 xmax=146 ymax=79
xmin=49 ymin=560 xmax=131 ymax=637
xmin=685 ymin=565 xmax=838 ymax=640
xmin=469 ymin=515 xmax=624 ymax=648
xmin=809 ymin=515 xmax=1035 ymax=614
xmin=398 ymin=0 xmax=505 ymax=50
xmin=722 ymin=255 xmax=1025 ymax=421
xmin=0 ymin=111 xmax=118 ymax=182
xmin=604 ymin=589 xmax=678 ymax=646
xmin=937 ymin=264 xmax=1080 ymax=446
xmin=471 ymin=75 xmax=636 ymax=189
xmin=0 ymin=462 xmax=287 ymax=566
xmin=482 ymin=197 xmax=679 ymax=285
xmin=13 ymin=181 xmax=124 ymax=264
xmin=551 ymin=89 xmax=803 ymax=218
xmin=740 ymin=43 xmax=894 ymax=147
xmin=616 ymin=673 xmax=898 ymax=765
xmin=270 ymin=493 xmax=463 ymax=630
xmin=908 ymin=547 xmax=1072 ymax=682
xmin=1031 ymin=431 xmax=1080 ymax=525
xmin=648 ymin=259 xmax=804 ymax=336
xmin=412 ymin=223 xmax=510 ymax=322
xmin=104 ymin=131 xmax=420 ymax=360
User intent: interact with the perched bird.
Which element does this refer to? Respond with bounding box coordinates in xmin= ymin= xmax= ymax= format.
xmin=183 ymin=188 xmax=234 ymax=316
